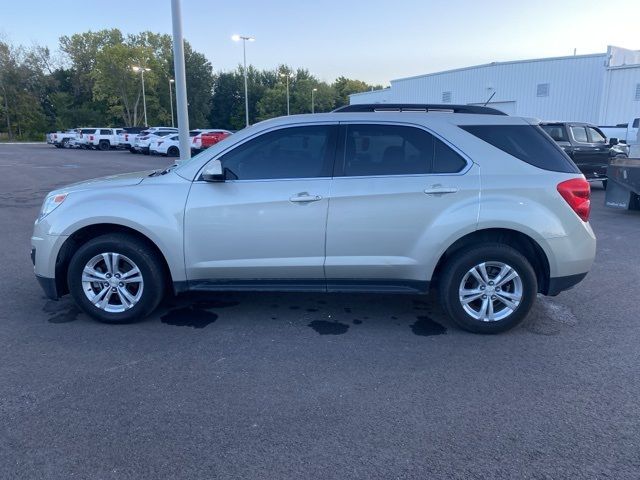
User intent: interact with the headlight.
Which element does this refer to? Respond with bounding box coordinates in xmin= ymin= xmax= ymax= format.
xmin=39 ymin=192 xmax=68 ymax=220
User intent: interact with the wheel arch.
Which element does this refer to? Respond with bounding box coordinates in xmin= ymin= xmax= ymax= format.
xmin=431 ymin=228 xmax=551 ymax=295
xmin=55 ymin=223 xmax=175 ymax=297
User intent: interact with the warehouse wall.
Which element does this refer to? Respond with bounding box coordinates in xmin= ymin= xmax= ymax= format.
xmin=351 ymin=54 xmax=608 ymax=123
xmin=599 ymin=66 xmax=640 ymax=125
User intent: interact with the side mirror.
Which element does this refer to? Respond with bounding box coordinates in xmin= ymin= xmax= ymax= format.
xmin=608 ymin=137 xmax=619 ymax=146
xmin=201 ymin=159 xmax=225 ymax=182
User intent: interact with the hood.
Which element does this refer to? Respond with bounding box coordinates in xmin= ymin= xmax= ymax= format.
xmin=53 ymin=170 xmax=153 ymax=194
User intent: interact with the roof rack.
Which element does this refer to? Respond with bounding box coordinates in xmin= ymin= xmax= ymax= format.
xmin=333 ymin=103 xmax=507 ymax=116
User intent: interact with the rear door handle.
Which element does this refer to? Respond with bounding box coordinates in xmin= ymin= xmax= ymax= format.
xmin=289 ymin=193 xmax=322 ymax=203
xmin=424 ymin=187 xmax=458 ymax=195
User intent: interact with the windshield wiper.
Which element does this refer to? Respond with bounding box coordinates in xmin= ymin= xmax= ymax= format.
xmin=148 ymin=164 xmax=177 ymax=177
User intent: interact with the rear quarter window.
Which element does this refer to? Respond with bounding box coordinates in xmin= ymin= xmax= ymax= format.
xmin=461 ymin=124 xmax=580 ymax=173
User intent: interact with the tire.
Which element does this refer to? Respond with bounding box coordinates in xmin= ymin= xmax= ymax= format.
xmin=61 ymin=138 xmax=69 ymax=148
xmin=67 ymin=234 xmax=166 ymax=323
xmin=167 ymin=146 xmax=179 ymax=157
xmin=129 ymin=147 xmax=138 ymax=154
xmin=98 ymin=140 xmax=110 ymax=151
xmin=438 ymin=243 xmax=537 ymax=334
xmin=54 ymin=144 xmax=62 ymax=148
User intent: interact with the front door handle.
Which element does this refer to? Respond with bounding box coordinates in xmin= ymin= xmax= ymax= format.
xmin=290 ymin=193 xmax=322 ymax=203
xmin=424 ymin=187 xmax=458 ymax=195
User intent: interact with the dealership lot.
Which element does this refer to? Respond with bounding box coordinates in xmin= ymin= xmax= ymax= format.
xmin=1 ymin=144 xmax=639 ymax=479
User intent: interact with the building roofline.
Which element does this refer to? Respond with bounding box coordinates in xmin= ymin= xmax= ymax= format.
xmin=390 ymin=52 xmax=607 ymax=84
xmin=350 ymin=89 xmax=389 ymax=97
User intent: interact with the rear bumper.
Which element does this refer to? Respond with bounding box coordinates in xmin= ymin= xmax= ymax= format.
xmin=546 ymin=272 xmax=588 ymax=296
xmin=36 ymin=275 xmax=58 ymax=300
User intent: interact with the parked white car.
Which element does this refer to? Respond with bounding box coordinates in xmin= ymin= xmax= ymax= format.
xmin=32 ymin=104 xmax=596 ymax=333
xmin=47 ymin=130 xmax=77 ymax=148
xmin=132 ymin=127 xmax=178 ymax=154
xmin=149 ymin=134 xmax=181 ymax=156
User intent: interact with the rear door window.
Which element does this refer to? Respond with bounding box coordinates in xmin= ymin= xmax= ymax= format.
xmin=433 ymin=138 xmax=467 ymax=173
xmin=570 ymin=126 xmax=589 ymax=143
xmin=462 ymin=124 xmax=579 ymax=173
xmin=340 ymin=124 xmax=433 ymax=176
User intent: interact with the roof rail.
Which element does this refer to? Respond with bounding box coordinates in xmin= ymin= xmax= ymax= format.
xmin=333 ymin=103 xmax=507 ymax=115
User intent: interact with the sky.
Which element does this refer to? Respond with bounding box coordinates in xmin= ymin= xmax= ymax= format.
xmin=1 ymin=0 xmax=639 ymax=86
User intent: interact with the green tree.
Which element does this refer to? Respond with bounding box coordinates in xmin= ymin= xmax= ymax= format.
xmin=333 ymin=76 xmax=380 ymax=108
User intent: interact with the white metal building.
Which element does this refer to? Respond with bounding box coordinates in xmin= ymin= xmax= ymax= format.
xmin=350 ymin=46 xmax=640 ymax=125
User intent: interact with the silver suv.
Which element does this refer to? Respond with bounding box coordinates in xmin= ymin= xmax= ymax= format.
xmin=31 ymin=104 xmax=596 ymax=333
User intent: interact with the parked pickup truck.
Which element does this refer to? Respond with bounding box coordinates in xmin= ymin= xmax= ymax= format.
xmin=73 ymin=128 xmax=98 ymax=149
xmin=117 ymin=127 xmax=146 ymax=152
xmin=84 ymin=128 xmax=124 ymax=151
xmin=191 ymin=129 xmax=232 ymax=153
xmin=541 ymin=122 xmax=627 ymax=186
xmin=46 ymin=130 xmax=77 ymax=148
xmin=599 ymin=118 xmax=640 ymax=145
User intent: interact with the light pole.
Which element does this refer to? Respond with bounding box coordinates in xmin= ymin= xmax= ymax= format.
xmin=280 ymin=72 xmax=294 ymax=115
xmin=312 ymin=87 xmax=318 ymax=114
xmin=171 ymin=0 xmax=191 ymax=161
xmin=232 ymin=34 xmax=255 ymax=128
xmin=168 ymin=79 xmax=175 ymax=128
xmin=132 ymin=65 xmax=151 ymax=126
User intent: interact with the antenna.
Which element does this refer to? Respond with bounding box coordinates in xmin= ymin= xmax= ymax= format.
xmin=483 ymin=91 xmax=496 ymax=107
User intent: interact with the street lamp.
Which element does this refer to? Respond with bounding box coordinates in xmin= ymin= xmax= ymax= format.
xmin=312 ymin=87 xmax=318 ymax=114
xmin=280 ymin=72 xmax=295 ymax=115
xmin=169 ymin=79 xmax=175 ymax=127
xmin=132 ymin=65 xmax=151 ymax=126
xmin=232 ymin=34 xmax=255 ymax=128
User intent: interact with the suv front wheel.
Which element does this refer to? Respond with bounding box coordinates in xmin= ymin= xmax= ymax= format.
xmin=67 ymin=234 xmax=165 ymax=323
xmin=439 ymin=244 xmax=537 ymax=334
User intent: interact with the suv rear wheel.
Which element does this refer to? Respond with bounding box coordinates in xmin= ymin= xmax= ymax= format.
xmin=67 ymin=234 xmax=165 ymax=323
xmin=439 ymin=243 xmax=537 ymax=333
xmin=167 ymin=146 xmax=179 ymax=157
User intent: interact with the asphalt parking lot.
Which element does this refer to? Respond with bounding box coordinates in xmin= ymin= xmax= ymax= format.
xmin=1 ymin=144 xmax=639 ymax=479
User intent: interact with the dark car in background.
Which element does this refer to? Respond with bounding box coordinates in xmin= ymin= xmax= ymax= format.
xmin=541 ymin=122 xmax=627 ymax=187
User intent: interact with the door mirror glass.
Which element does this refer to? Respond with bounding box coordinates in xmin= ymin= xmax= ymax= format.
xmin=202 ymin=159 xmax=225 ymax=182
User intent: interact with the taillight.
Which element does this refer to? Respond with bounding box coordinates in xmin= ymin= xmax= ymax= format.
xmin=557 ymin=178 xmax=590 ymax=222
xmin=157 ymin=141 xmax=164 ymax=146
xmin=89 ymin=135 xmax=94 ymax=141
xmin=125 ymin=134 xmax=129 ymax=141
xmin=53 ymin=134 xmax=57 ymax=139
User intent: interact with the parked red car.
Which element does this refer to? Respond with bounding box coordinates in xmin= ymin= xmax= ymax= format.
xmin=191 ymin=129 xmax=232 ymax=153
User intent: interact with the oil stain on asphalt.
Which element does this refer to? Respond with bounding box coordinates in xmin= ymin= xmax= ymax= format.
xmin=43 ymin=300 xmax=81 ymax=324
xmin=48 ymin=306 xmax=81 ymax=323
xmin=410 ymin=315 xmax=447 ymax=336
xmin=308 ymin=320 xmax=350 ymax=335
xmin=161 ymin=307 xmax=218 ymax=329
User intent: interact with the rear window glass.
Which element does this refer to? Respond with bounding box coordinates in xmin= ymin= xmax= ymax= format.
xmin=541 ymin=125 xmax=568 ymax=142
xmin=461 ymin=125 xmax=579 ymax=173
